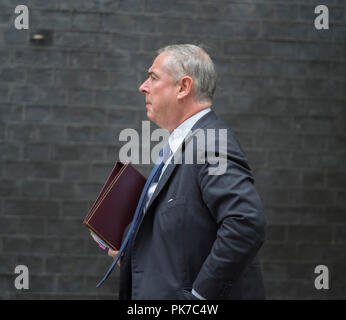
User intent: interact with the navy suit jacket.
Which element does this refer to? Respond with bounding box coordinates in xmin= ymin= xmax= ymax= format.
xmin=119 ymin=110 xmax=266 ymax=300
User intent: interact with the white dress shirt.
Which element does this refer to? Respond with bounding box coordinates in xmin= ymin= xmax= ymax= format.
xmin=143 ymin=107 xmax=211 ymax=300
xmin=144 ymin=107 xmax=211 ymax=213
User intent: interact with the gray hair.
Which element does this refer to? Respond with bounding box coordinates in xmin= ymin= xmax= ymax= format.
xmin=157 ymin=44 xmax=216 ymax=104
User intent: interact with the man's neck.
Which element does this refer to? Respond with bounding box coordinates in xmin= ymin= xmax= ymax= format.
xmin=169 ymin=103 xmax=211 ymax=133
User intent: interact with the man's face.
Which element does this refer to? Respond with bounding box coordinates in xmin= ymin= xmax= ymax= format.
xmin=139 ymin=52 xmax=178 ymax=131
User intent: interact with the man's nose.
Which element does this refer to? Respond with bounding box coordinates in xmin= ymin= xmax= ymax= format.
xmin=139 ymin=78 xmax=149 ymax=94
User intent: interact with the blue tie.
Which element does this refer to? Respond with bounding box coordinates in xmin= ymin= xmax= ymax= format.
xmin=96 ymin=151 xmax=165 ymax=287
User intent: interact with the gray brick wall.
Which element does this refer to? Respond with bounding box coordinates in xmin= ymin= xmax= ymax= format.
xmin=0 ymin=0 xmax=345 ymax=299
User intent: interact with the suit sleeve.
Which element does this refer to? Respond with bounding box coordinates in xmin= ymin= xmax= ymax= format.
xmin=193 ymin=132 xmax=266 ymax=299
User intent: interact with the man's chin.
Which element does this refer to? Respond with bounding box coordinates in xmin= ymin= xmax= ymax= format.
xmin=146 ymin=110 xmax=152 ymax=121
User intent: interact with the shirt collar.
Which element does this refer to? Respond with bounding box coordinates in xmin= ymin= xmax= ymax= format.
xmin=167 ymin=108 xmax=211 ymax=155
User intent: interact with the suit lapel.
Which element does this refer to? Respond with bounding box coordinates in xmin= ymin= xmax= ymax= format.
xmin=145 ymin=111 xmax=217 ymax=212
xmin=137 ymin=110 xmax=218 ymax=228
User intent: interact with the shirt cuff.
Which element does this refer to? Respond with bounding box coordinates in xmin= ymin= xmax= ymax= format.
xmin=192 ymin=288 xmax=206 ymax=300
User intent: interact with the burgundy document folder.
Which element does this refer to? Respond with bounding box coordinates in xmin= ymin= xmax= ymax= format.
xmin=83 ymin=162 xmax=146 ymax=251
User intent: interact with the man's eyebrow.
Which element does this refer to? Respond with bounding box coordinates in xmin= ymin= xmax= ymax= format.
xmin=148 ymin=70 xmax=159 ymax=77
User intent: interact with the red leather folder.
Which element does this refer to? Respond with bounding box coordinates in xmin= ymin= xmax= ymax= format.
xmin=83 ymin=162 xmax=146 ymax=251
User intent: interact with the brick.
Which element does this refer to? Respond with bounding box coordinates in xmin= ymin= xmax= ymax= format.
xmin=107 ymin=109 xmax=138 ymax=125
xmin=31 ymin=10 xmax=71 ymax=30
xmin=156 ymin=17 xmax=183 ymax=35
xmin=269 ymin=116 xmax=294 ymax=131
xmin=38 ymin=125 xmax=65 ymax=143
xmin=198 ymin=4 xmax=225 ymax=19
xmin=22 ymin=180 xmax=48 ymax=197
xmin=271 ymin=41 xmax=297 ymax=58
xmin=2 ymin=28 xmax=27 ymax=46
xmin=57 ymin=0 xmax=118 ymax=12
xmin=69 ymin=52 xmax=98 ymax=69
xmin=265 ymin=225 xmax=286 ymax=243
xmin=333 ymin=226 xmax=346 ymax=244
xmin=23 ymin=143 xmax=50 ymax=160
xmin=291 ymin=188 xmax=335 ymax=206
xmin=0 ymin=104 xmax=24 ymax=121
xmin=254 ymin=132 xmax=303 ymax=151
xmin=228 ymin=3 xmax=274 ymax=20
xmin=0 ymin=67 xmax=25 ymax=83
xmin=274 ymin=4 xmax=301 ymax=21
xmin=261 ymin=262 xmax=286 ymax=280
xmin=66 ymin=126 xmax=92 ymax=142
xmin=52 ymin=106 xmax=107 ymax=124
xmin=46 ymin=256 xmax=107 ymax=275
xmin=95 ymin=89 xmax=143 ymax=108
xmin=50 ymin=182 xmax=76 ymax=199
xmin=60 ymin=237 xmax=87 ymax=255
xmin=46 ymin=218 xmax=84 ymax=237
xmin=90 ymin=163 xmax=113 ymax=181
xmin=19 ymin=217 xmax=45 ymax=235
xmin=72 ymin=13 xmax=99 ymax=31
xmin=63 ymin=164 xmax=89 ymax=181
xmin=261 ymin=243 xmax=297 ymax=262
xmin=6 ymin=161 xmax=61 ymax=179
xmin=52 ymin=145 xmax=106 ymax=161
xmin=75 ymin=182 xmax=104 ymax=200
xmin=84 ymin=274 xmax=118 ymax=294
xmin=336 ymin=191 xmax=346 ymax=207
xmin=62 ymin=201 xmax=88 ymax=217
xmin=326 ymin=171 xmax=346 ymax=188
xmin=294 ymin=116 xmax=337 ymax=133
xmin=14 ymin=49 xmax=68 ymax=68
xmin=26 ymin=69 xmax=54 ymax=86
xmin=0 ymin=216 xmax=19 ymax=234
xmin=255 ymin=168 xmax=302 ymax=188
xmin=286 ymin=225 xmax=332 ymax=244
xmin=303 ymin=134 xmax=329 ymax=151
xmin=0 ymin=49 xmax=10 ymax=65
xmin=98 ymin=51 xmax=130 ymax=70
xmin=25 ymin=105 xmax=51 ymax=122
xmin=54 ymin=31 xmax=111 ymax=50
xmin=7 ymin=123 xmax=38 ymax=142
xmin=297 ymin=42 xmax=343 ymax=61
xmin=145 ymin=0 xmax=196 ymax=17
xmin=67 ymin=89 xmax=94 ymax=106
xmin=0 ymin=123 xmax=5 ymax=139
xmin=9 ymin=86 xmax=66 ymax=105
xmin=112 ymin=33 xmax=141 ymax=51
xmin=262 ymin=22 xmax=308 ymax=41
xmin=302 ymin=169 xmax=325 ymax=188
xmin=101 ymin=13 xmax=155 ymax=33
xmin=0 ymin=142 xmax=21 ymax=160
xmin=225 ymin=40 xmax=271 ymax=57
xmin=291 ymin=151 xmax=345 ymax=169
xmin=84 ymin=70 xmax=109 ymax=89
xmin=4 ymin=199 xmax=60 ymax=216
xmin=30 ymin=275 xmax=57 ymax=292
xmin=118 ymin=0 xmax=144 ymax=13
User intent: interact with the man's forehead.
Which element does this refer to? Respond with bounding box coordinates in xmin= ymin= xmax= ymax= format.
xmin=148 ymin=52 xmax=168 ymax=72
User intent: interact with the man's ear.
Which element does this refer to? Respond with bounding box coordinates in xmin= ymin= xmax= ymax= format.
xmin=177 ymin=76 xmax=193 ymax=100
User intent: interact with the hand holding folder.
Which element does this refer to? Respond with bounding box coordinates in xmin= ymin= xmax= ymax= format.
xmin=83 ymin=162 xmax=146 ymax=251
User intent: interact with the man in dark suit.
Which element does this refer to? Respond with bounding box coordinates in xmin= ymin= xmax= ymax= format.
xmin=109 ymin=44 xmax=266 ymax=300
